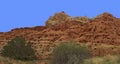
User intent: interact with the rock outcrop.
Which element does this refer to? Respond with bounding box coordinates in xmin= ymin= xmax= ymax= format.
xmin=46 ymin=11 xmax=70 ymax=26
xmin=0 ymin=12 xmax=120 ymax=59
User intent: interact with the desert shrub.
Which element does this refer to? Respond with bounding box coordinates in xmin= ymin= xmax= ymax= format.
xmin=1 ymin=36 xmax=36 ymax=61
xmin=52 ymin=41 xmax=91 ymax=64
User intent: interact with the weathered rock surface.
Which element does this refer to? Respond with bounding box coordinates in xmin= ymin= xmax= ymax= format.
xmin=0 ymin=12 xmax=120 ymax=59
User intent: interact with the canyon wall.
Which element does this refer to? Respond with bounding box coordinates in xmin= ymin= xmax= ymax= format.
xmin=0 ymin=12 xmax=120 ymax=59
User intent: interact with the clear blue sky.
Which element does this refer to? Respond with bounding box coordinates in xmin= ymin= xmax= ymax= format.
xmin=0 ymin=0 xmax=120 ymax=32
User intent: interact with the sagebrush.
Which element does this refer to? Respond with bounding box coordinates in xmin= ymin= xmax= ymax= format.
xmin=1 ymin=36 xmax=36 ymax=61
xmin=52 ymin=41 xmax=91 ymax=64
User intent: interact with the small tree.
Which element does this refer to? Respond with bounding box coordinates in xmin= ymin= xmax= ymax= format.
xmin=52 ymin=41 xmax=91 ymax=64
xmin=1 ymin=36 xmax=36 ymax=61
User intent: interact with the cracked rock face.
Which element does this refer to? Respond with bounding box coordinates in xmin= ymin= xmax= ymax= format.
xmin=46 ymin=11 xmax=90 ymax=26
xmin=46 ymin=11 xmax=70 ymax=26
xmin=0 ymin=12 xmax=120 ymax=59
xmin=93 ymin=12 xmax=116 ymax=21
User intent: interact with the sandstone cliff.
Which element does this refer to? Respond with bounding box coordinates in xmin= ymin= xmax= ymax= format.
xmin=0 ymin=12 xmax=120 ymax=59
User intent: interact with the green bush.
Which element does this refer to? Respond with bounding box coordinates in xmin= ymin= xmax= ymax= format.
xmin=52 ymin=41 xmax=91 ymax=64
xmin=1 ymin=36 xmax=36 ymax=61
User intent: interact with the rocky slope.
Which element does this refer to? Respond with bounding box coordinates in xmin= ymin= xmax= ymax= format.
xmin=0 ymin=12 xmax=120 ymax=59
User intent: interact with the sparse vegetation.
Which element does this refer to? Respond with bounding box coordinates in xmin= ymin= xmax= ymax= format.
xmin=1 ymin=39 xmax=120 ymax=64
xmin=1 ymin=36 xmax=36 ymax=61
xmin=0 ymin=56 xmax=36 ymax=64
xmin=51 ymin=41 xmax=91 ymax=64
xmin=84 ymin=55 xmax=120 ymax=64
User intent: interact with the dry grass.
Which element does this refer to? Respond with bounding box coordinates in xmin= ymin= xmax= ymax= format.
xmin=0 ymin=54 xmax=120 ymax=64
xmin=84 ymin=55 xmax=120 ymax=64
xmin=0 ymin=56 xmax=37 ymax=64
xmin=0 ymin=56 xmax=52 ymax=64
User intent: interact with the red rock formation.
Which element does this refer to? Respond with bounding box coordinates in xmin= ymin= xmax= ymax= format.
xmin=0 ymin=12 xmax=120 ymax=59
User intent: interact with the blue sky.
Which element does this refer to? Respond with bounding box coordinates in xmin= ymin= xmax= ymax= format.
xmin=0 ymin=0 xmax=120 ymax=32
